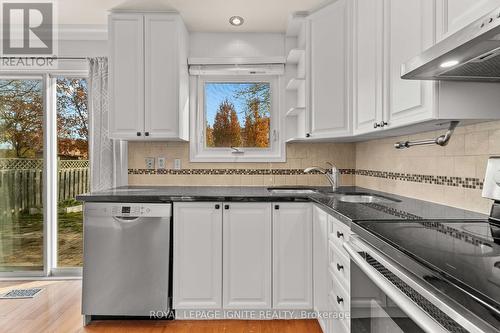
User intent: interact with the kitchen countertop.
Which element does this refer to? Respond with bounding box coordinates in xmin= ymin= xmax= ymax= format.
xmin=76 ymin=186 xmax=487 ymax=224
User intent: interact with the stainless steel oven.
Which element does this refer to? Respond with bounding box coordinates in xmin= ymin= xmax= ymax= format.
xmin=344 ymin=235 xmax=499 ymax=333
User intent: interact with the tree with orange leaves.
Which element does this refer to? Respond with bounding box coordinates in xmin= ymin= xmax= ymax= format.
xmin=212 ymin=99 xmax=241 ymax=147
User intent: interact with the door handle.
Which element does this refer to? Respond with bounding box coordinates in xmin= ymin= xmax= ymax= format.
xmin=224 ymin=204 xmax=230 ymax=210
xmin=215 ymin=204 xmax=220 ymax=210
xmin=337 ymin=231 xmax=344 ymax=239
xmin=337 ymin=263 xmax=344 ymax=271
xmin=336 ymin=296 xmax=344 ymax=304
xmin=274 ymin=205 xmax=279 ymax=210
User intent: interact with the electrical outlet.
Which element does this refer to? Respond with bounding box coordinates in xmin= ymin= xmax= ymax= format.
xmin=174 ymin=159 xmax=181 ymax=170
xmin=145 ymin=157 xmax=155 ymax=169
xmin=157 ymin=157 xmax=166 ymax=169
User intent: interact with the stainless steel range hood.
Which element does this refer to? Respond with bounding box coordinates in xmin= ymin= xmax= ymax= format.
xmin=401 ymin=6 xmax=500 ymax=81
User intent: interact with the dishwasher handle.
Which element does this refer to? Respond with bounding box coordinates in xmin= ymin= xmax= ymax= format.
xmin=112 ymin=216 xmax=142 ymax=223
xmin=343 ymin=241 xmax=449 ymax=333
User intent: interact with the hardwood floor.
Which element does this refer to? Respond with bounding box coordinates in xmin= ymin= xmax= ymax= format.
xmin=0 ymin=280 xmax=323 ymax=333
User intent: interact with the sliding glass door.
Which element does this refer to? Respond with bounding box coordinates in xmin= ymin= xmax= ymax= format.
xmin=55 ymin=77 xmax=88 ymax=269
xmin=0 ymin=73 xmax=88 ymax=276
xmin=0 ymin=78 xmax=45 ymax=273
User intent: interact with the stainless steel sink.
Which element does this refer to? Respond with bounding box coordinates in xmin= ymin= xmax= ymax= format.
xmin=330 ymin=192 xmax=400 ymax=204
xmin=268 ymin=187 xmax=318 ymax=194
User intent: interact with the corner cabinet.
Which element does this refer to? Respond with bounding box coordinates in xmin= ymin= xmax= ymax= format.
xmin=307 ymin=0 xmax=352 ymax=139
xmin=109 ymin=12 xmax=189 ymax=140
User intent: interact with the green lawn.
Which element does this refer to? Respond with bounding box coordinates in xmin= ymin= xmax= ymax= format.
xmin=0 ymin=210 xmax=83 ymax=271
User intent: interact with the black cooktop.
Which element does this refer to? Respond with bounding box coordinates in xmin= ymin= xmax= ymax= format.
xmin=354 ymin=217 xmax=500 ymax=329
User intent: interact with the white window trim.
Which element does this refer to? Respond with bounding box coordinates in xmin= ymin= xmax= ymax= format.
xmin=189 ymin=74 xmax=286 ymax=162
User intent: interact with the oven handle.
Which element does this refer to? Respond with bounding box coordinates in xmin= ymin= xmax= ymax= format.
xmin=343 ymin=241 xmax=449 ymax=333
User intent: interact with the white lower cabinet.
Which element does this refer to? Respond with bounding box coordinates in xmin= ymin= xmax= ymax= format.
xmin=272 ymin=202 xmax=312 ymax=309
xmin=173 ymin=202 xmax=222 ymax=309
xmin=223 ymin=202 xmax=272 ymax=309
xmin=173 ymin=202 xmax=315 ymax=316
xmin=313 ymin=205 xmax=329 ymax=331
xmin=313 ymin=205 xmax=352 ymax=333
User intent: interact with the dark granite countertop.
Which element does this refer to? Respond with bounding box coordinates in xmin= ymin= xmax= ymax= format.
xmin=76 ymin=186 xmax=487 ymax=225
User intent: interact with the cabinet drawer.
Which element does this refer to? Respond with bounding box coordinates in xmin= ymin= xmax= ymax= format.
xmin=327 ymin=216 xmax=350 ymax=253
xmin=328 ymin=278 xmax=349 ymax=316
xmin=328 ymin=240 xmax=350 ymax=290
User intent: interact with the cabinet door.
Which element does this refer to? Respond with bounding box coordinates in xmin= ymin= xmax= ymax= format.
xmin=109 ymin=14 xmax=144 ymax=139
xmin=272 ymin=203 xmax=312 ymax=309
xmin=436 ymin=0 xmax=500 ymax=41
xmin=223 ymin=202 xmax=272 ymax=309
xmin=384 ymin=0 xmax=436 ymax=128
xmin=144 ymin=14 xmax=180 ymax=139
xmin=173 ymin=202 xmax=222 ymax=309
xmin=352 ymin=0 xmax=384 ymax=135
xmin=313 ymin=205 xmax=329 ymax=319
xmin=309 ymin=0 xmax=351 ymax=138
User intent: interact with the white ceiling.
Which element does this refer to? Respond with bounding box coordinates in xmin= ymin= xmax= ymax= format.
xmin=57 ymin=0 xmax=326 ymax=32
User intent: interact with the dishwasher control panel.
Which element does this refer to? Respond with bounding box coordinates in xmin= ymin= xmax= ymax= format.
xmin=84 ymin=203 xmax=171 ymax=218
xmin=111 ymin=205 xmax=142 ymax=216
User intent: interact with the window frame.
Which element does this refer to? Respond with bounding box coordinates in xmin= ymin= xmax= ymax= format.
xmin=190 ymin=74 xmax=285 ymax=162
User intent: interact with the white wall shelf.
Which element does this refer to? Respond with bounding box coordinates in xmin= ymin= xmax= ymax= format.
xmin=286 ymin=78 xmax=305 ymax=91
xmin=286 ymin=49 xmax=305 ymax=64
xmin=286 ymin=107 xmax=305 ymax=117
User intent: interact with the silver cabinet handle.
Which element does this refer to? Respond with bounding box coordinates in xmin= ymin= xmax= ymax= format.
xmin=343 ymin=241 xmax=449 ymax=333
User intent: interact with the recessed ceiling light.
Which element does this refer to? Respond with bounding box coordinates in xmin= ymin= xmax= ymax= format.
xmin=229 ymin=16 xmax=244 ymax=26
xmin=440 ymin=60 xmax=459 ymax=68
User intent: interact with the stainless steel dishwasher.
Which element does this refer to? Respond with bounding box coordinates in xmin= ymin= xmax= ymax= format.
xmin=82 ymin=202 xmax=172 ymax=319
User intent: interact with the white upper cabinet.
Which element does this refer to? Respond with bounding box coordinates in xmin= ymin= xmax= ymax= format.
xmin=436 ymin=0 xmax=500 ymax=41
xmin=223 ymin=203 xmax=272 ymax=310
xmin=144 ymin=14 xmax=189 ymax=140
xmin=352 ymin=0 xmax=384 ymax=135
xmin=307 ymin=0 xmax=351 ymax=139
xmin=384 ymin=0 xmax=436 ymax=128
xmin=272 ymin=203 xmax=312 ymax=310
xmin=109 ymin=12 xmax=189 ymax=141
xmin=109 ymin=14 xmax=144 ymax=139
xmin=351 ymin=0 xmax=500 ymax=136
xmin=173 ymin=202 xmax=222 ymax=309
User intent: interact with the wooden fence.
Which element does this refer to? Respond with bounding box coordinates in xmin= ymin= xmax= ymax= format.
xmin=0 ymin=159 xmax=89 ymax=215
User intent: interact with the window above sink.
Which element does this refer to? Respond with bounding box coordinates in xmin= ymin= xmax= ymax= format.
xmin=189 ymin=68 xmax=285 ymax=162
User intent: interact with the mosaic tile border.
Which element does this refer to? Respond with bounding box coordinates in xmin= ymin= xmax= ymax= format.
xmin=128 ymin=168 xmax=483 ymax=190
xmin=355 ymin=169 xmax=483 ymax=190
xmin=128 ymin=168 xmax=355 ymax=176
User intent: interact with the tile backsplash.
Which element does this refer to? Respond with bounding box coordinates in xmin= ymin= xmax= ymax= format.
xmin=128 ymin=142 xmax=356 ymax=187
xmin=355 ymin=120 xmax=500 ymax=214
xmin=128 ymin=120 xmax=500 ymax=214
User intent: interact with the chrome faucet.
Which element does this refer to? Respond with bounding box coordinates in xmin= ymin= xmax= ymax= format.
xmin=304 ymin=162 xmax=340 ymax=192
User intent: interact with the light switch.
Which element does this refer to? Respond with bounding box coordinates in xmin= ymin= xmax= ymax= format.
xmin=174 ymin=159 xmax=181 ymax=170
xmin=145 ymin=157 xmax=155 ymax=169
xmin=157 ymin=157 xmax=166 ymax=169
